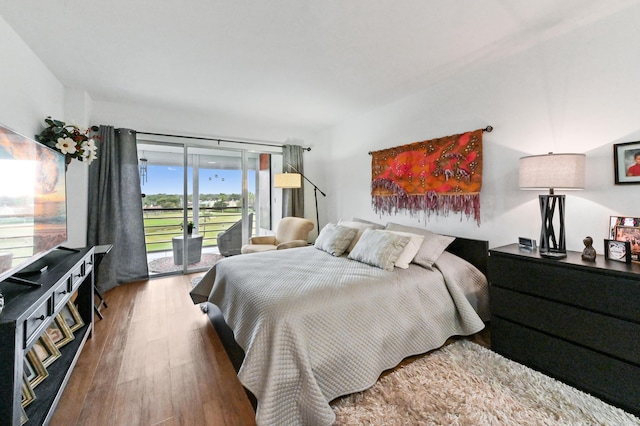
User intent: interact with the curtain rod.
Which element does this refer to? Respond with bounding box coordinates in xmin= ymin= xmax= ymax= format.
xmin=136 ymin=131 xmax=311 ymax=151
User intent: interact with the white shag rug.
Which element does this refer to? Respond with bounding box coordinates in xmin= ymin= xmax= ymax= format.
xmin=332 ymin=339 xmax=640 ymax=425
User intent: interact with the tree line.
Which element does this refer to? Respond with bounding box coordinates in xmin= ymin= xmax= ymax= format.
xmin=142 ymin=193 xmax=252 ymax=209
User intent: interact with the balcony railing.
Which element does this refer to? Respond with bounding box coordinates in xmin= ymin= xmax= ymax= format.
xmin=143 ymin=207 xmax=249 ymax=253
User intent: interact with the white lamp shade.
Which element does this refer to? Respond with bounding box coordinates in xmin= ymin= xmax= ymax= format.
xmin=519 ymin=153 xmax=586 ymax=190
xmin=274 ymin=173 xmax=302 ymax=188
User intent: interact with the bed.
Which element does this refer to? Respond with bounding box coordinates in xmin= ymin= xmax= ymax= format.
xmin=190 ymin=224 xmax=489 ymax=426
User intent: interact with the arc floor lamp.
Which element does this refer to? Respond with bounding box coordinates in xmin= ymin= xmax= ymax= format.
xmin=274 ymin=163 xmax=326 ymax=231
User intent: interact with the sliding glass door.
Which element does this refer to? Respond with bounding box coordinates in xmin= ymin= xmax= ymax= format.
xmin=185 ymin=146 xmax=246 ymax=274
xmin=138 ymin=140 xmax=271 ymax=276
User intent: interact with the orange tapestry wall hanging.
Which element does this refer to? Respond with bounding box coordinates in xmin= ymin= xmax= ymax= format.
xmin=371 ymin=128 xmax=486 ymax=225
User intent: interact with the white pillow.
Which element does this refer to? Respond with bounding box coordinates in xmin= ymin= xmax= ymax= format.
xmin=338 ymin=219 xmax=378 ymax=252
xmin=385 ymin=230 xmax=425 ymax=269
xmin=385 ymin=223 xmax=455 ymax=270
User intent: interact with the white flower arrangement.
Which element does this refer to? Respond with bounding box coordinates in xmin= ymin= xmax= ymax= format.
xmin=36 ymin=117 xmax=98 ymax=165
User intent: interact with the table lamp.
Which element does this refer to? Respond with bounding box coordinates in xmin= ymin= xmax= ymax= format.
xmin=519 ymin=152 xmax=585 ymax=258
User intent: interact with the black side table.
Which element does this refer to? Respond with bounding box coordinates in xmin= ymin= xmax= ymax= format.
xmin=94 ymin=244 xmax=113 ymax=319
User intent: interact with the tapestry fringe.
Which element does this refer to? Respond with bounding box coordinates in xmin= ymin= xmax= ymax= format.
xmin=372 ymin=180 xmax=480 ymax=225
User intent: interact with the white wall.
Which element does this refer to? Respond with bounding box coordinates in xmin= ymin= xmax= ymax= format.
xmin=0 ymin=15 xmax=64 ymax=138
xmin=310 ymin=5 xmax=640 ymax=254
xmin=63 ymin=88 xmax=93 ymax=247
xmin=0 ymin=16 xmax=90 ymax=249
xmin=90 ymin=99 xmax=315 ymax=145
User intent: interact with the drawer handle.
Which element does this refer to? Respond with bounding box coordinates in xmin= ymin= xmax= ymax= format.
xmin=59 ymin=290 xmax=68 ymax=295
xmin=35 ymin=315 xmax=45 ymax=321
xmin=74 ymin=273 xmax=84 ymax=279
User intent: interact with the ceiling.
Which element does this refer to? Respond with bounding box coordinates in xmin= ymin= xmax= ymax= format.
xmin=1 ymin=0 xmax=636 ymax=137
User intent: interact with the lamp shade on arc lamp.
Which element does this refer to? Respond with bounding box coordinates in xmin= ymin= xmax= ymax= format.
xmin=519 ymin=153 xmax=586 ymax=258
xmin=274 ymin=163 xmax=327 ymax=232
xmin=274 ymin=173 xmax=302 ymax=189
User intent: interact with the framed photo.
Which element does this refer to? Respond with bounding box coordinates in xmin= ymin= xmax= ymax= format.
xmin=604 ymin=239 xmax=632 ymax=264
xmin=60 ymin=300 xmax=84 ymax=333
xmin=32 ymin=332 xmax=61 ymax=368
xmin=21 ymin=405 xmax=28 ymax=425
xmin=45 ymin=314 xmax=75 ymax=349
xmin=614 ymin=141 xmax=640 ymax=184
xmin=609 ymin=216 xmax=640 ymax=260
xmin=23 ymin=353 xmax=37 ymax=382
xmin=25 ymin=349 xmax=48 ymax=388
xmin=21 ymin=372 xmax=35 ymax=408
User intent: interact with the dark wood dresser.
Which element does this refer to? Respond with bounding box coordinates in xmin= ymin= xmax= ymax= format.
xmin=488 ymin=244 xmax=640 ymax=416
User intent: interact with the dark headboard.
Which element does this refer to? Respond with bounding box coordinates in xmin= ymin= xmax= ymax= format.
xmin=445 ymin=236 xmax=489 ymax=276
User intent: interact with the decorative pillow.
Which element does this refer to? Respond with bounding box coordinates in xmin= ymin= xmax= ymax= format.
xmin=384 ymin=230 xmax=425 ymax=269
xmin=348 ymin=229 xmax=410 ymax=271
xmin=385 ymin=223 xmax=455 ymax=270
xmin=348 ymin=217 xmax=385 ymax=229
xmin=314 ymin=223 xmax=358 ymax=256
xmin=338 ymin=219 xmax=380 ymax=252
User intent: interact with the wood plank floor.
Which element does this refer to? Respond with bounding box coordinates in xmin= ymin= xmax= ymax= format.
xmin=52 ymin=273 xmax=490 ymax=426
xmin=51 ymin=274 xmax=256 ymax=426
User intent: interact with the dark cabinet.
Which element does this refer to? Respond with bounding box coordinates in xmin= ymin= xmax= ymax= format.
xmin=488 ymin=244 xmax=640 ymax=416
xmin=0 ymin=247 xmax=94 ymax=425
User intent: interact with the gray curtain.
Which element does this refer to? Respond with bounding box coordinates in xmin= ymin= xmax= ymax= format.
xmin=282 ymin=144 xmax=305 ymax=218
xmin=87 ymin=126 xmax=148 ymax=293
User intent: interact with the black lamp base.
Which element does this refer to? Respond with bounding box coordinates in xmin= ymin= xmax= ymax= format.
xmin=539 ymin=194 xmax=566 ymax=255
xmin=540 ymin=251 xmax=567 ymax=259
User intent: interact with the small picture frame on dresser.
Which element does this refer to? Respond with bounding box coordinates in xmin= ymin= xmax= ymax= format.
xmin=609 ymin=216 xmax=640 ymax=261
xmin=518 ymin=237 xmax=536 ymax=250
xmin=604 ymin=239 xmax=632 ymax=264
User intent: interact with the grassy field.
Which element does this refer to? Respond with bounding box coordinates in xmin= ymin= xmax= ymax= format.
xmin=143 ymin=209 xmax=246 ymax=252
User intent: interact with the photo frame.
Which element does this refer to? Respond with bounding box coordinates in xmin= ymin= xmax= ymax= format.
xmin=25 ymin=349 xmax=49 ymax=388
xmin=60 ymin=300 xmax=84 ymax=333
xmin=23 ymin=353 xmax=37 ymax=382
xmin=613 ymin=141 xmax=640 ymax=184
xmin=609 ymin=216 xmax=640 ymax=261
xmin=21 ymin=405 xmax=28 ymax=425
xmin=604 ymin=239 xmax=632 ymax=264
xmin=21 ymin=372 xmax=35 ymax=408
xmin=45 ymin=314 xmax=75 ymax=349
xmin=32 ymin=332 xmax=61 ymax=368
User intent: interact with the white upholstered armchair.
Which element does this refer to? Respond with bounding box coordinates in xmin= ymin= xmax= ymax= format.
xmin=241 ymin=216 xmax=314 ymax=254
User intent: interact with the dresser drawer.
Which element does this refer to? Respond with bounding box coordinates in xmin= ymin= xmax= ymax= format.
xmin=491 ymin=287 xmax=640 ymax=364
xmin=70 ymin=263 xmax=86 ymax=292
xmin=52 ymin=277 xmax=72 ymax=312
xmin=24 ymin=298 xmax=51 ymax=348
xmin=492 ymin=317 xmax=640 ymax=416
xmin=489 ymin=254 xmax=640 ymax=321
xmin=84 ymin=252 xmax=94 ymax=274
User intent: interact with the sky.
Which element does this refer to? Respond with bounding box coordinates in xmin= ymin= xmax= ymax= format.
xmin=140 ymin=165 xmax=255 ymax=195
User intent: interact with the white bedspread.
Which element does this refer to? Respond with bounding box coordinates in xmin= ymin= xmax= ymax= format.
xmin=190 ymin=246 xmax=487 ymax=426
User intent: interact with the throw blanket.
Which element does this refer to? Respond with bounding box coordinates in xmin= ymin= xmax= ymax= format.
xmin=190 ymin=246 xmax=487 ymax=426
xmin=371 ymin=129 xmax=483 ymax=224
